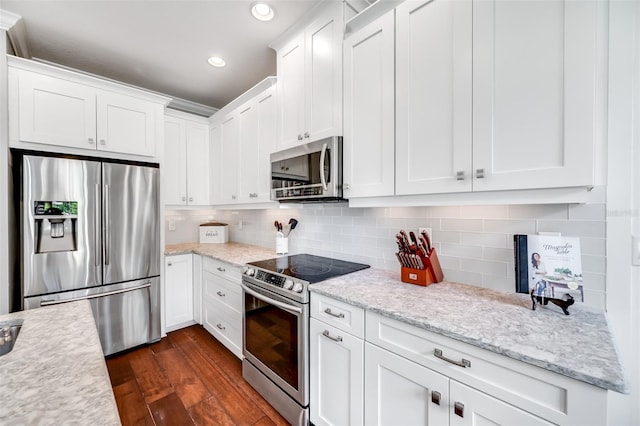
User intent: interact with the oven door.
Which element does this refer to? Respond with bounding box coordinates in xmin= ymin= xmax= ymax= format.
xmin=242 ymin=280 xmax=309 ymax=406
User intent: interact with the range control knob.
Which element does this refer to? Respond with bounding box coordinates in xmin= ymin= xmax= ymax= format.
xmin=284 ymin=279 xmax=294 ymax=290
xmin=293 ymin=282 xmax=304 ymax=293
xmin=245 ymin=268 xmax=255 ymax=277
xmin=241 ymin=266 xmax=248 ymax=274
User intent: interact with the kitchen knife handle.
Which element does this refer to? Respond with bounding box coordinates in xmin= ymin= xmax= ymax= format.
xmin=320 ymin=142 xmax=328 ymax=192
xmin=104 ymin=184 xmax=110 ymax=266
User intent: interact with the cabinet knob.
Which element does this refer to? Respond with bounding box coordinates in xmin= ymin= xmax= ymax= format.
xmin=216 ymin=291 xmax=225 ymax=297
xmin=456 ymin=171 xmax=465 ymax=181
xmin=181 ymin=196 xmax=186 ymax=201
xmin=217 ymin=267 xmax=226 ymax=272
xmin=454 ymin=402 xmax=464 ymax=418
xmin=100 ymin=139 xmax=106 ymax=145
xmin=304 ymin=132 xmax=310 ymax=138
xmin=343 ymin=183 xmax=350 ymax=190
xmin=216 ymin=323 xmax=226 ymax=331
xmin=431 ymin=391 xmax=441 ymax=406
xmin=88 ymin=138 xmax=95 ymax=144
xmin=476 ymin=168 xmax=485 ymax=179
xmin=231 ymin=195 xmax=236 ymax=200
xmin=297 ymin=134 xmax=303 ymax=141
xmin=167 ymin=262 xmax=172 ymax=267
xmin=188 ymin=197 xmax=194 ymax=202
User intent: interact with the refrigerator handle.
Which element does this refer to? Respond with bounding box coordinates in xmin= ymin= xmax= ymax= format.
xmin=95 ymin=183 xmax=101 ymax=266
xmin=104 ymin=184 xmax=110 ymax=266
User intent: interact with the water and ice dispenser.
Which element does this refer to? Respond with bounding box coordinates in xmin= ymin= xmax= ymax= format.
xmin=33 ymin=201 xmax=78 ymax=253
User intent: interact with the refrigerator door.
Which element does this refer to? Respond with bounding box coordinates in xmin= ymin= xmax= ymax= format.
xmin=102 ymin=162 xmax=160 ymax=284
xmin=23 ymin=155 xmax=101 ymax=297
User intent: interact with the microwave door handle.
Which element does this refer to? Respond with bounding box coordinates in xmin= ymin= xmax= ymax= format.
xmin=320 ymin=142 xmax=328 ymax=192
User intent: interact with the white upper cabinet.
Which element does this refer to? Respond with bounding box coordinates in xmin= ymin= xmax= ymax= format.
xmin=345 ymin=0 xmax=605 ymax=202
xmin=275 ymin=2 xmax=343 ymax=150
xmin=395 ymin=0 xmax=473 ymax=195
xmin=164 ymin=113 xmax=210 ymax=206
xmin=212 ymin=85 xmax=277 ymax=206
xmin=471 ymin=0 xmax=600 ymax=191
xmin=343 ymin=11 xmax=396 ymax=198
xmin=8 ymin=57 xmax=168 ymax=158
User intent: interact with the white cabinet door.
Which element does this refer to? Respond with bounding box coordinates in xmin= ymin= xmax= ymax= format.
xmin=449 ymin=381 xmax=551 ymax=426
xmin=304 ymin=5 xmax=343 ymax=142
xmin=238 ymin=100 xmax=258 ymax=203
xmin=395 ymin=0 xmax=473 ymax=195
xmin=255 ymin=87 xmax=277 ymax=202
xmin=310 ymin=319 xmax=364 ymax=426
xmin=472 ymin=0 xmax=599 ymax=191
xmin=164 ymin=254 xmax=194 ymax=331
xmin=364 ymin=342 xmax=449 ymax=426
xmin=185 ymin=121 xmax=210 ymax=205
xmin=343 ymin=11 xmax=396 ymax=198
xmin=277 ymin=33 xmax=305 ymax=149
xmin=209 ymin=121 xmax=222 ymax=204
xmin=164 ymin=116 xmax=187 ymax=205
xmin=17 ymin=71 xmax=96 ymax=149
xmin=220 ymin=113 xmax=239 ymax=203
xmin=96 ymin=90 xmax=157 ymax=157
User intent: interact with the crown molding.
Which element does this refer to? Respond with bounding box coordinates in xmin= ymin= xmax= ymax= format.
xmin=0 ymin=10 xmax=32 ymax=58
xmin=0 ymin=9 xmax=20 ymax=31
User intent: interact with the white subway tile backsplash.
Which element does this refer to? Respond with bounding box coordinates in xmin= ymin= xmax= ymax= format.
xmin=168 ymin=202 xmax=607 ymax=310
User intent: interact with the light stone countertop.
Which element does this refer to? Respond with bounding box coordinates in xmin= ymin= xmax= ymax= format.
xmin=165 ymin=241 xmax=277 ymax=266
xmin=310 ymin=267 xmax=630 ymax=394
xmin=0 ymin=300 xmax=121 ymax=425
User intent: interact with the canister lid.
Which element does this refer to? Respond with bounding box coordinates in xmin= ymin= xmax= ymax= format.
xmin=200 ymin=222 xmax=228 ymax=227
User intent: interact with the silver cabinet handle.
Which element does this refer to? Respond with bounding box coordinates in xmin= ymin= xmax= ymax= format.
xmin=431 ymin=391 xmax=441 ymax=405
xmin=297 ymin=134 xmax=303 ymax=141
xmin=216 ymin=323 xmax=226 ymax=331
xmin=181 ymin=196 xmax=186 ymax=201
xmin=88 ymin=138 xmax=95 ymax=144
xmin=476 ymin=168 xmax=485 ymax=179
xmin=167 ymin=262 xmax=172 ymax=267
xmin=324 ymin=308 xmax=345 ymax=318
xmin=343 ymin=183 xmax=350 ymax=190
xmin=304 ymin=131 xmax=310 ymax=138
xmin=434 ymin=348 xmax=471 ymax=368
xmin=322 ymin=330 xmax=343 ymax=342
xmin=456 ymin=171 xmax=465 ymax=181
xmin=454 ymin=402 xmax=464 ymax=418
xmin=216 ymin=291 xmax=225 ymax=297
xmin=217 ymin=267 xmax=226 ymax=272
xmin=231 ymin=195 xmax=237 ymax=200
xmin=188 ymin=197 xmax=194 ymax=202
xmin=100 ymin=139 xmax=106 ymax=145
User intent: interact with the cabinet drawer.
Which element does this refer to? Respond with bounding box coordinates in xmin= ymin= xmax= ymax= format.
xmin=366 ymin=311 xmax=607 ymax=425
xmin=202 ymin=299 xmax=242 ymax=358
xmin=202 ymin=271 xmax=241 ymax=314
xmin=310 ymin=293 xmax=364 ymax=339
xmin=202 ymin=257 xmax=240 ymax=282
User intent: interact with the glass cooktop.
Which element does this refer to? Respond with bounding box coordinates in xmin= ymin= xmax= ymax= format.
xmin=247 ymin=254 xmax=370 ymax=284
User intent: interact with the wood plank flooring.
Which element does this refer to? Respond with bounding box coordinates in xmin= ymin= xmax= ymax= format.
xmin=106 ymin=325 xmax=290 ymax=426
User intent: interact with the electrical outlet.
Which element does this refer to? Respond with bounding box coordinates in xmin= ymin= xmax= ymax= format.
xmin=168 ymin=219 xmax=176 ymax=231
xmin=418 ymin=227 xmax=432 ymax=239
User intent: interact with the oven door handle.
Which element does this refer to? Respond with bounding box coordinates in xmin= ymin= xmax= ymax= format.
xmin=241 ymin=283 xmax=303 ymax=315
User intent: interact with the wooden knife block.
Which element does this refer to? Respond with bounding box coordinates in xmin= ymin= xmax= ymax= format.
xmin=400 ymin=248 xmax=444 ymax=287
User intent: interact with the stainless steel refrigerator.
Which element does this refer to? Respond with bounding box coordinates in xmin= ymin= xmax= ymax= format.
xmin=19 ymin=154 xmax=161 ymax=356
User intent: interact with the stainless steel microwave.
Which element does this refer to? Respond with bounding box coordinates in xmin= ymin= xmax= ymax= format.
xmin=270 ymin=136 xmax=343 ymax=202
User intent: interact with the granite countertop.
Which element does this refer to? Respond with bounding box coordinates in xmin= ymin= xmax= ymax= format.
xmin=165 ymin=241 xmax=276 ymax=266
xmin=310 ymin=268 xmax=629 ymax=394
xmin=0 ymin=300 xmax=121 ymax=425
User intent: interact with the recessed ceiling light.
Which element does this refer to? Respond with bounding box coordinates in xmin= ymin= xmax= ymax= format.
xmin=251 ymin=2 xmax=274 ymax=21
xmin=207 ymin=56 xmax=226 ymax=68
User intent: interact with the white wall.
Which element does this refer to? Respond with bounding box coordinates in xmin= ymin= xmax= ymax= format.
xmin=167 ymin=203 xmax=608 ymax=309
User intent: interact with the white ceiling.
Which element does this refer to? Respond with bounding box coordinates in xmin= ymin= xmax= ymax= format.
xmin=1 ymin=0 xmax=324 ymax=112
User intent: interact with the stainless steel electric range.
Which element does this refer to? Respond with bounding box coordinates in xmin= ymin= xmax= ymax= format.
xmin=240 ymin=254 xmax=369 ymax=426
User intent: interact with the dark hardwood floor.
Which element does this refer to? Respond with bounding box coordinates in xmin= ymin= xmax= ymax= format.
xmin=106 ymin=325 xmax=290 ymax=426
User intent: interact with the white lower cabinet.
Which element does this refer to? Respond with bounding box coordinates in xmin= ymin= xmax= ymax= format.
xmin=310 ymin=294 xmax=608 ymax=426
xmin=201 ymin=257 xmax=243 ymax=358
xmin=310 ymin=294 xmax=365 ymax=426
xmin=164 ymin=254 xmax=194 ymax=331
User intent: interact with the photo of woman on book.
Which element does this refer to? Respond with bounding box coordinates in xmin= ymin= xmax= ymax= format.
xmin=531 ymin=252 xmax=548 ymax=297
